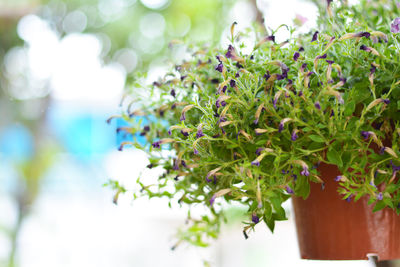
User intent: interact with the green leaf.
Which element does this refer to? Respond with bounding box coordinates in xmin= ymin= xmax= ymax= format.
xmin=327 ymin=147 xmax=343 ymax=167
xmin=308 ymin=135 xmax=325 ymax=143
xmin=373 ymin=200 xmax=386 ymax=212
xmin=264 ymin=217 xmax=275 ymax=232
xmin=344 ymin=100 xmax=355 ymax=116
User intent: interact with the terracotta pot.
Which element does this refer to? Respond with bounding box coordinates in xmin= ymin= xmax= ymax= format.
xmin=292 ymin=162 xmax=400 ymax=260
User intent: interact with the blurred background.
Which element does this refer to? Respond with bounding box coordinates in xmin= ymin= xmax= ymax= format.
xmin=0 ymin=0 xmax=393 ymax=266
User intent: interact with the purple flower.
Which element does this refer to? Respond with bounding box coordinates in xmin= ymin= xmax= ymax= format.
xmin=311 ymin=31 xmax=319 ymax=42
xmin=265 ymin=35 xmax=275 ymax=42
xmin=152 ymin=141 xmax=161 ymax=148
xmin=346 ymin=194 xmax=352 ymax=202
xmin=251 ymin=160 xmax=260 ymax=167
xmin=252 ymin=214 xmax=260 ymax=224
xmin=391 ymin=160 xmax=400 ymax=173
xmin=225 ymin=44 xmax=235 ymax=59
xmin=173 ymin=160 xmax=180 ymax=170
xmin=181 ymin=130 xmax=189 ymax=137
xmin=315 ymin=101 xmax=321 ymax=110
xmin=168 ymin=129 xmax=172 ymax=135
xmin=196 ymin=129 xmax=204 ymax=139
xmin=170 ymin=89 xmax=176 ymax=97
xmin=300 ymin=166 xmax=309 ymax=176
xmin=293 ymin=52 xmax=300 ymax=61
xmin=286 ymin=186 xmax=294 ymax=194
xmin=330 ymin=110 xmax=334 ymax=117
xmin=181 ymin=160 xmax=187 ymax=168
xmin=377 ymin=192 xmax=383 ymax=201
xmin=230 ymin=79 xmax=236 ymax=87
xmin=383 ymin=99 xmax=390 ymax=105
xmin=300 ymin=63 xmax=307 ymax=72
xmin=391 ymin=18 xmax=400 ymax=33
xmin=379 ymin=147 xmax=385 ymax=155
xmin=370 ymin=64 xmax=377 ymax=74
xmin=291 ymin=130 xmax=298 ymax=141
xmin=209 ymin=195 xmax=216 ymax=206
xmin=278 ymin=122 xmax=284 ymax=133
xmin=180 ymin=113 xmax=186 ymax=121
xmin=215 ymin=63 xmax=223 ymax=73
xmin=316 ymin=54 xmax=327 ymax=60
xmin=361 ymin=131 xmax=371 ymax=140
xmin=334 ymin=175 xmax=342 ymax=182
xmin=298 ymin=47 xmax=304 ymax=52
xmin=255 ymin=148 xmax=264 ymax=156
xmin=194 ymin=148 xmax=199 ymax=154
xmin=298 ymin=91 xmax=303 ymax=97
xmin=326 ymin=60 xmax=334 ymax=64
xmin=355 ymin=32 xmax=370 ymax=38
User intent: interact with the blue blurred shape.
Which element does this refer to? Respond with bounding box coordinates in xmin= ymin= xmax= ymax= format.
xmin=116 ymin=117 xmax=147 ymax=148
xmin=48 ymin=106 xmax=115 ymax=159
xmin=0 ymin=124 xmax=33 ymax=161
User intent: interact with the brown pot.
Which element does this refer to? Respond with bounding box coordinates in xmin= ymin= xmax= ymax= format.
xmin=292 ymin=162 xmax=400 ymax=260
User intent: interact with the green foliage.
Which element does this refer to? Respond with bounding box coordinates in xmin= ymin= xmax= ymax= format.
xmin=113 ymin=0 xmax=400 ymax=246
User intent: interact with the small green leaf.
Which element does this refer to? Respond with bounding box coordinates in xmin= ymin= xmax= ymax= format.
xmin=327 ymin=147 xmax=343 ymax=167
xmin=308 ymin=135 xmax=325 ymax=143
xmin=373 ymin=200 xmax=386 ymax=212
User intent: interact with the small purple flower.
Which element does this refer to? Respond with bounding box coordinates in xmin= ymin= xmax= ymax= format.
xmin=356 ymin=32 xmax=371 ymax=38
xmin=266 ymin=35 xmax=275 ymax=42
xmin=346 ymin=195 xmax=352 ymax=202
xmin=168 ymin=129 xmax=172 ymax=135
xmin=235 ymin=72 xmax=240 ymax=78
xmin=391 ymin=18 xmax=400 ymax=33
xmin=298 ymin=47 xmax=305 ymax=52
xmin=215 ymin=63 xmax=223 ymax=73
xmin=293 ymin=52 xmax=300 ymax=61
xmin=225 ymin=44 xmax=235 ymax=59
xmin=379 ymin=147 xmax=385 ymax=155
xmin=209 ymin=195 xmax=216 ymax=206
xmin=300 ymin=63 xmax=307 ymax=72
xmin=298 ymin=91 xmax=303 ymax=97
xmin=377 ymin=192 xmax=383 ymax=201
xmin=252 ymin=214 xmax=260 ymax=224
xmin=181 ymin=130 xmax=189 ymax=137
xmin=251 ymin=160 xmax=260 ymax=167
xmin=230 ymin=79 xmax=236 ymax=87
xmin=196 ymin=129 xmax=205 ymax=139
xmin=300 ymin=166 xmax=309 ymax=176
xmin=194 ymin=148 xmax=199 ymax=154
xmin=311 ymin=31 xmax=319 ymax=42
xmin=383 ymin=99 xmax=390 ymax=105
xmin=291 ymin=130 xmax=298 ymax=141
xmin=326 ymin=60 xmax=334 ymax=64
xmin=361 ymin=131 xmax=371 ymax=140
xmin=315 ymin=101 xmax=321 ymax=110
xmin=370 ymin=64 xmax=377 ymax=74
xmin=334 ymin=175 xmax=342 ymax=182
xmin=286 ymin=186 xmax=294 ymax=194
xmin=391 ymin=160 xmax=400 ymax=173
xmin=181 ymin=160 xmax=187 ymax=168
xmin=278 ymin=122 xmax=284 ymax=133
xmin=316 ymin=54 xmax=327 ymax=60
xmin=255 ymin=148 xmax=264 ymax=156
xmin=152 ymin=141 xmax=161 ymax=148
xmin=292 ymin=174 xmax=298 ymax=181
xmin=170 ymin=89 xmax=176 ymax=97
xmin=173 ymin=160 xmax=180 ymax=170
xmin=330 ymin=110 xmax=334 ymax=117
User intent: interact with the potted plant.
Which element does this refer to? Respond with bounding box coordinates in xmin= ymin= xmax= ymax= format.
xmin=109 ymin=0 xmax=400 ymax=260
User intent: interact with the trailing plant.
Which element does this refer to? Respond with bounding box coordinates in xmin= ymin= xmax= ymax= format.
xmin=108 ymin=0 xmax=400 ymax=246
